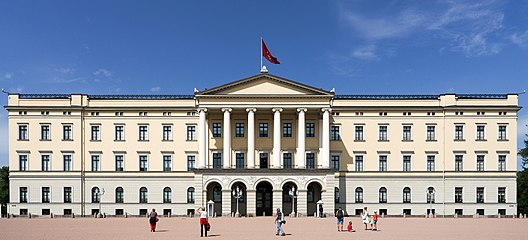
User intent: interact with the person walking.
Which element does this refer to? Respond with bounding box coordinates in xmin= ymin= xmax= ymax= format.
xmin=149 ymin=209 xmax=159 ymax=232
xmin=275 ymin=208 xmax=285 ymax=236
xmin=198 ymin=207 xmax=209 ymax=237
xmin=372 ymin=211 xmax=379 ymax=231
xmin=361 ymin=207 xmax=369 ymax=230
xmin=335 ymin=207 xmax=345 ymax=232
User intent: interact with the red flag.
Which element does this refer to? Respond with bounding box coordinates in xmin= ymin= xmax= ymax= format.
xmin=262 ymin=39 xmax=280 ymax=64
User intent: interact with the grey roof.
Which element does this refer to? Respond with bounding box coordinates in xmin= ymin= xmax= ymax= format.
xmin=335 ymin=94 xmax=509 ymax=100
xmin=18 ymin=94 xmax=194 ymax=100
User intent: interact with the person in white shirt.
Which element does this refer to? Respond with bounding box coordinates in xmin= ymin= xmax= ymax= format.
xmin=197 ymin=207 xmax=209 ymax=237
xmin=361 ymin=207 xmax=370 ymax=230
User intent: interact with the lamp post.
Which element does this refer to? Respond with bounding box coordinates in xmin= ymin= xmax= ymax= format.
xmin=232 ymin=186 xmax=243 ymax=217
xmin=427 ymin=188 xmax=436 ymax=217
xmin=97 ymin=188 xmax=105 ymax=218
xmin=289 ymin=186 xmax=298 ymax=217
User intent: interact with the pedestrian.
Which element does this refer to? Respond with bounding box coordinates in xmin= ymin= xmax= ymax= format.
xmin=335 ymin=207 xmax=344 ymax=232
xmin=361 ymin=207 xmax=369 ymax=230
xmin=347 ymin=221 xmax=355 ymax=232
xmin=198 ymin=207 xmax=209 ymax=237
xmin=275 ymin=208 xmax=286 ymax=236
xmin=149 ymin=209 xmax=159 ymax=232
xmin=372 ymin=211 xmax=379 ymax=231
xmin=319 ymin=204 xmax=323 ymax=218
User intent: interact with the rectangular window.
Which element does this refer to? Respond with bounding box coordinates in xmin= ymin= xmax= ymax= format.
xmin=236 ymin=152 xmax=245 ymax=169
xmin=476 ymin=187 xmax=484 ymax=203
xmin=455 ymin=187 xmax=463 ymax=203
xmin=115 ymin=155 xmax=124 ymax=172
xmin=163 ymin=155 xmax=172 ymax=172
xmin=498 ymin=125 xmax=507 ymax=140
xmin=63 ymin=125 xmax=72 ymax=140
xmin=20 ymin=187 xmax=28 ymax=203
xmin=187 ymin=125 xmax=196 ymax=140
xmin=259 ymin=123 xmax=268 ymax=137
xmin=331 ymin=125 xmax=341 ymax=141
xmin=498 ymin=155 xmax=506 ymax=171
xmin=235 ymin=123 xmax=245 ymax=137
xmin=498 ymin=187 xmax=506 ymax=203
xmin=426 ymin=126 xmax=436 ymax=141
xmin=187 ymin=155 xmax=196 ymax=171
xmin=403 ymin=155 xmax=411 ymax=171
xmin=212 ymin=122 xmax=222 ymax=137
xmin=64 ymin=187 xmax=72 ymax=203
xmin=91 ymin=125 xmax=100 ymax=141
xmin=331 ymin=155 xmax=340 ymax=171
xmin=18 ymin=124 xmax=28 ymax=140
xmin=427 ymin=155 xmax=435 ymax=172
xmin=115 ymin=125 xmax=124 ymax=141
xmin=213 ymin=153 xmax=222 ymax=169
xmin=283 ymin=152 xmax=292 ymax=169
xmin=402 ymin=125 xmax=412 ymax=141
xmin=139 ymin=155 xmax=148 ymax=171
xmin=455 ymin=155 xmax=463 ymax=171
xmin=379 ymin=155 xmax=387 ymax=172
xmin=476 ymin=125 xmax=485 ymax=140
xmin=41 ymin=155 xmax=50 ymax=171
xmin=306 ymin=123 xmax=315 ymax=138
xmin=139 ymin=125 xmax=149 ymax=141
xmin=41 ymin=125 xmax=50 ymax=140
xmin=355 ymin=126 xmax=364 ymax=141
xmin=477 ymin=155 xmax=485 ymax=171
xmin=378 ymin=125 xmax=388 ymax=141
xmin=282 ymin=123 xmax=292 ymax=137
xmin=163 ymin=125 xmax=172 ymax=141
xmin=19 ymin=155 xmax=28 ymax=171
xmin=63 ymin=154 xmax=72 ymax=171
xmin=355 ymin=155 xmax=364 ymax=172
xmin=42 ymin=187 xmax=50 ymax=203
xmin=91 ymin=155 xmax=100 ymax=171
xmin=455 ymin=125 xmax=464 ymax=140
xmin=306 ymin=153 xmax=315 ymax=169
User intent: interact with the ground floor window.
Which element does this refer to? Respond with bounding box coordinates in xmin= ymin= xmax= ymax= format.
xmin=403 ymin=209 xmax=411 ymax=215
xmin=455 ymin=209 xmax=463 ymax=216
xmin=42 ymin=209 xmax=51 ymax=215
xmin=476 ymin=209 xmax=484 ymax=215
xmin=63 ymin=209 xmax=72 ymax=215
xmin=115 ymin=209 xmax=124 ymax=216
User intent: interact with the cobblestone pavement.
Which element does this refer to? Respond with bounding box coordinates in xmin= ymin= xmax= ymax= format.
xmin=1 ymin=216 xmax=527 ymax=240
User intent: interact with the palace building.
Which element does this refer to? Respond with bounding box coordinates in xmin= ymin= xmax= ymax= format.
xmin=5 ymin=72 xmax=520 ymax=217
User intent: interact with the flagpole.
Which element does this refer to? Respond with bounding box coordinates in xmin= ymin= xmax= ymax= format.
xmin=260 ymin=36 xmax=263 ymax=72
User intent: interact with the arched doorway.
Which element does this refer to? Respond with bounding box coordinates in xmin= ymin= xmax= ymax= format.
xmin=231 ymin=182 xmax=247 ymax=216
xmin=282 ymin=182 xmax=298 ymax=216
xmin=256 ymin=181 xmax=273 ymax=216
xmin=206 ymin=182 xmax=222 ymax=217
xmin=307 ymin=182 xmax=322 ymax=217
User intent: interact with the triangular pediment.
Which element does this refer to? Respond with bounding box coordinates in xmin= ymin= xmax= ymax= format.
xmin=197 ymin=73 xmax=332 ymax=96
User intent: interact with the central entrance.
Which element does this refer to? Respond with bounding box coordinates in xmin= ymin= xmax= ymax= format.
xmin=256 ymin=181 xmax=273 ymax=216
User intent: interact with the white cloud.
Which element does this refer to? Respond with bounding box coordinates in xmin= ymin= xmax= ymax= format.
xmin=352 ymin=45 xmax=379 ymax=61
xmin=54 ymin=67 xmax=76 ymax=75
xmin=511 ymin=30 xmax=528 ymax=48
xmin=4 ymin=72 xmax=13 ymax=80
xmin=51 ymin=77 xmax=83 ymax=84
xmin=150 ymin=87 xmax=161 ymax=92
xmin=93 ymin=69 xmax=113 ymax=77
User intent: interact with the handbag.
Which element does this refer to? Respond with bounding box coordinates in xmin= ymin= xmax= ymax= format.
xmin=205 ymin=222 xmax=211 ymax=231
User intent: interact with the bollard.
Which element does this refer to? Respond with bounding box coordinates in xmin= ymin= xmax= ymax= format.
xmin=29 ymin=213 xmax=32 ymax=219
xmin=498 ymin=213 xmax=501 ymax=219
xmin=455 ymin=213 xmax=458 ymax=218
xmin=103 ymin=213 xmax=106 ymax=218
xmin=125 ymin=212 xmax=128 ymax=218
xmin=51 ymin=213 xmax=54 ymax=219
xmin=72 ymin=213 xmax=75 ymax=218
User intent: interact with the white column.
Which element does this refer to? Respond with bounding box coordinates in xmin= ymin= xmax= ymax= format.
xmin=246 ymin=108 xmax=256 ymax=168
xmin=272 ymin=108 xmax=283 ymax=168
xmin=198 ymin=108 xmax=207 ymax=169
xmin=222 ymin=108 xmax=232 ymax=168
xmin=321 ymin=108 xmax=331 ymax=169
xmin=297 ymin=108 xmax=306 ymax=168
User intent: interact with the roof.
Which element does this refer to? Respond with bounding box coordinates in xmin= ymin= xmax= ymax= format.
xmin=18 ymin=94 xmax=194 ymax=100
xmin=334 ymin=94 xmax=510 ymax=100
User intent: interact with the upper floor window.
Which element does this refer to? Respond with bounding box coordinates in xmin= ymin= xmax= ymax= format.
xmin=115 ymin=187 xmax=124 ymax=203
xmin=162 ymin=125 xmax=172 ymax=141
xmin=283 ymin=123 xmax=292 ymax=138
xmin=305 ymin=123 xmax=315 ymax=138
xmin=426 ymin=126 xmax=436 ymax=141
xmin=378 ymin=125 xmax=388 ymax=141
xmin=476 ymin=187 xmax=484 ymax=203
xmin=331 ymin=155 xmax=340 ymax=171
xmin=259 ymin=123 xmax=268 ymax=137
xmin=379 ymin=155 xmax=387 ymax=172
xmin=306 ymin=153 xmax=316 ymax=169
xmin=427 ymin=187 xmax=435 ymax=203
xmin=20 ymin=187 xmax=28 ymax=203
xmin=212 ymin=153 xmax=222 ymax=169
xmin=402 ymin=125 xmax=412 ymax=141
xmin=42 ymin=187 xmax=50 ymax=203
xmin=187 ymin=187 xmax=195 ymax=203
xmin=63 ymin=154 xmax=72 ymax=171
xmin=403 ymin=187 xmax=411 ymax=203
xmin=64 ymin=187 xmax=72 ymax=203
xmin=355 ymin=155 xmax=364 ymax=172
xmin=63 ymin=125 xmax=72 ymax=140
xmin=427 ymin=155 xmax=435 ymax=172
xmin=212 ymin=122 xmax=222 ymax=138
xmin=403 ymin=155 xmax=411 ymax=171
xmin=477 ymin=155 xmax=485 ymax=171
xmin=454 ymin=125 xmax=464 ymax=140
xmin=91 ymin=187 xmax=101 ymax=203
xmin=355 ymin=187 xmax=363 ymax=203
xmin=476 ymin=125 xmax=486 ymax=140
xmin=379 ymin=187 xmax=387 ymax=203
xmin=139 ymin=155 xmax=148 ymax=171
xmin=91 ymin=125 xmax=100 ymax=141
xmin=498 ymin=125 xmax=507 ymax=140
xmin=163 ymin=155 xmax=172 ymax=172
xmin=235 ymin=123 xmax=245 ymax=138
xmin=91 ymin=155 xmax=100 ymax=171
xmin=498 ymin=187 xmax=506 ymax=203
xmin=115 ymin=125 xmax=125 ymax=141
xmin=139 ymin=187 xmax=148 ymax=203
xmin=187 ymin=155 xmax=196 ymax=171
xmin=115 ymin=155 xmax=124 ymax=172
xmin=236 ymin=152 xmax=245 ymax=169
xmin=41 ymin=124 xmax=50 ymax=140
xmin=41 ymin=155 xmax=51 ymax=171
xmin=498 ymin=155 xmax=506 ymax=171
xmin=187 ymin=125 xmax=196 ymax=141
xmin=454 ymin=155 xmax=463 ymax=171
xmin=138 ymin=125 xmax=149 ymax=141
xmin=283 ymin=152 xmax=292 ymax=169
xmin=355 ymin=126 xmax=364 ymax=141
xmin=163 ymin=187 xmax=172 ymax=203
xmin=18 ymin=124 xmax=28 ymax=140
xmin=455 ymin=187 xmax=463 ymax=203
xmin=19 ymin=155 xmax=28 ymax=171
xmin=331 ymin=125 xmax=340 ymax=141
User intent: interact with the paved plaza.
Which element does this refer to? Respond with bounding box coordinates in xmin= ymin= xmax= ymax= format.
xmin=1 ymin=216 xmax=527 ymax=240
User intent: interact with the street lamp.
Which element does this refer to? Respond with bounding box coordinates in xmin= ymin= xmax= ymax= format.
xmin=289 ymin=186 xmax=298 ymax=217
xmin=97 ymin=188 xmax=105 ymax=218
xmin=427 ymin=188 xmax=436 ymax=218
xmin=232 ymin=186 xmax=243 ymax=217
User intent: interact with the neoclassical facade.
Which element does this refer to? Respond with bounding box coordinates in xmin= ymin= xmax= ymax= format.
xmin=6 ymin=73 xmax=520 ymax=217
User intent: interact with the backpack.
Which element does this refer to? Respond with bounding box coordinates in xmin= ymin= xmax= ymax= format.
xmin=337 ymin=210 xmax=344 ymax=218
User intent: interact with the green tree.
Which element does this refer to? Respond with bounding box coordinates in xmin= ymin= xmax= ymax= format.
xmin=0 ymin=166 xmax=8 ymax=206
xmin=518 ymin=127 xmax=528 ymax=215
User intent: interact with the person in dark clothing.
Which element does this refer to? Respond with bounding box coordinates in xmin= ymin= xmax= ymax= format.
xmin=319 ymin=205 xmax=324 ymax=218
xmin=149 ymin=209 xmax=159 ymax=232
xmin=335 ymin=207 xmax=344 ymax=231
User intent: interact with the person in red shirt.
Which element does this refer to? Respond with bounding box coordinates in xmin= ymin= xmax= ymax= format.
xmin=347 ymin=221 xmax=355 ymax=232
xmin=372 ymin=211 xmax=379 ymax=231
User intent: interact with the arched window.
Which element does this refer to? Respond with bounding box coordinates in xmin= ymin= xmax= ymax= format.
xmin=213 ymin=186 xmax=222 ymax=203
xmin=139 ymin=187 xmax=148 ymax=203
xmin=91 ymin=187 xmax=100 ymax=203
xmin=115 ymin=187 xmax=124 ymax=203
xmin=379 ymin=187 xmax=387 ymax=203
xmin=335 ymin=187 xmax=340 ymax=203
xmin=355 ymin=187 xmax=363 ymax=203
xmin=427 ymin=187 xmax=435 ymax=203
xmin=187 ymin=187 xmax=195 ymax=203
xmin=163 ymin=187 xmax=172 ymax=203
xmin=403 ymin=187 xmax=411 ymax=203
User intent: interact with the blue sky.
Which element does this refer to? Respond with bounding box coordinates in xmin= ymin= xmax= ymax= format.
xmin=1 ymin=0 xmax=528 ymax=169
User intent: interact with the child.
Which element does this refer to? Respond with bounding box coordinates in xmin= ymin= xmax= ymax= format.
xmin=369 ymin=216 xmax=375 ymax=230
xmin=372 ymin=211 xmax=379 ymax=231
xmin=347 ymin=221 xmax=355 ymax=232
